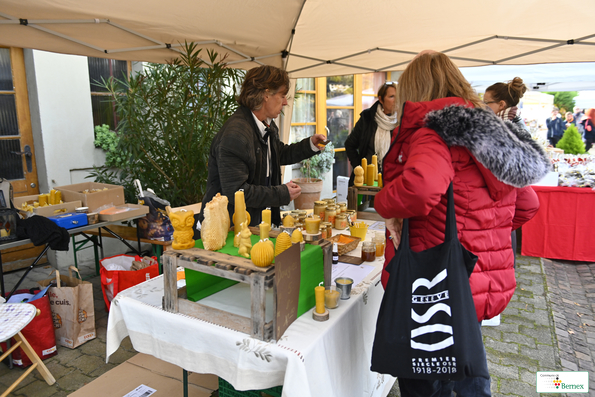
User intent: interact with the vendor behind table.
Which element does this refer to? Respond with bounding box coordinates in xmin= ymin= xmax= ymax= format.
xmin=197 ymin=65 xmax=327 ymax=235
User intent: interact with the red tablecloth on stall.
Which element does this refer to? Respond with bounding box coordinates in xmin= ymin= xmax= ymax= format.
xmin=521 ymin=186 xmax=595 ymax=262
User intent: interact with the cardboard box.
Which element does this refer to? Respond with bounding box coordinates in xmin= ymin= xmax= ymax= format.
xmin=13 ymin=194 xmax=82 ymax=217
xmin=98 ymin=203 xmax=149 ymax=222
xmin=55 ymin=182 xmax=125 ymax=212
xmin=68 ymin=353 xmax=218 ymax=397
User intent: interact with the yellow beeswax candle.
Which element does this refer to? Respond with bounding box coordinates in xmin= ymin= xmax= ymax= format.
xmin=49 ymin=189 xmax=56 ymax=205
xmin=56 ymin=190 xmax=62 ymax=203
xmin=378 ymin=173 xmax=383 ymax=188
xmin=259 ymin=221 xmax=270 ymax=240
xmin=234 ymin=190 xmax=247 ymax=235
xmin=366 ymin=164 xmax=375 ymax=186
xmin=361 ymin=157 xmax=367 ymax=172
xmin=304 ymin=215 xmax=320 ymax=234
xmin=38 ymin=194 xmax=48 ymax=206
xmin=371 ymin=155 xmax=378 ymax=181
xmin=315 ymin=286 xmax=325 ymax=314
xmin=262 ymin=208 xmax=271 ymax=227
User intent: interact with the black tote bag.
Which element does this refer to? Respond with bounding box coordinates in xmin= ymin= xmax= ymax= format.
xmin=371 ymin=183 xmax=489 ymax=381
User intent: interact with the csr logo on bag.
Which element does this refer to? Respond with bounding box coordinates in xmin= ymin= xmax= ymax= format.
xmin=411 ymin=269 xmax=453 ymax=351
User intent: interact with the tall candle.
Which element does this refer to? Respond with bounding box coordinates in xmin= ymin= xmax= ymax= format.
xmin=262 ymin=208 xmax=271 ymax=227
xmin=361 ymin=157 xmax=367 ymax=172
xmin=371 ymin=155 xmax=378 ymax=181
xmin=378 ymin=173 xmax=383 ymax=188
xmin=259 ymin=222 xmax=270 ymax=240
xmin=366 ymin=164 xmax=375 ymax=186
xmin=315 ymin=286 xmax=325 ymax=314
xmin=234 ymin=190 xmax=247 ymax=235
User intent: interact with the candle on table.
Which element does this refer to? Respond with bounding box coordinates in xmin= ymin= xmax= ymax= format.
xmin=262 ymin=207 xmax=271 ymax=227
xmin=366 ymin=164 xmax=375 ymax=186
xmin=378 ymin=173 xmax=383 ymax=188
xmin=361 ymin=157 xmax=367 ymax=172
xmin=234 ymin=190 xmax=246 ymax=235
xmin=259 ymin=222 xmax=270 ymax=240
xmin=371 ymin=155 xmax=378 ymax=181
xmin=304 ymin=215 xmax=320 ymax=234
xmin=315 ymin=286 xmax=325 ymax=314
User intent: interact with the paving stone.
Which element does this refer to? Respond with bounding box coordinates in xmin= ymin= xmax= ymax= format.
xmin=12 ymin=380 xmax=61 ymax=397
xmin=560 ymin=358 xmax=579 ymax=371
xmin=53 ymin=369 xmax=94 ymax=393
xmin=487 ymin=361 xmax=519 ymax=380
xmin=499 ymin=378 xmax=538 ymax=397
xmin=503 ymin=332 xmax=537 ymax=349
xmin=484 ymin=338 xmax=519 ymax=355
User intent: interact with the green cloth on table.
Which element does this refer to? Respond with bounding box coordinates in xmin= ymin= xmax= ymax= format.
xmin=185 ymin=231 xmax=324 ymax=317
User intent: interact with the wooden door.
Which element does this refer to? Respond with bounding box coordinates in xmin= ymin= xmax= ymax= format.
xmin=1 ymin=47 xmax=46 ymax=272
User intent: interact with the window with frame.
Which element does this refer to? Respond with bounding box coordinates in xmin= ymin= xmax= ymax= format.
xmin=289 ymin=78 xmax=317 ymax=143
xmin=88 ymin=57 xmax=129 ymax=130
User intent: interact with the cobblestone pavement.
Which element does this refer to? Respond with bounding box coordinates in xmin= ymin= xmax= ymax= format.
xmin=2 ymin=255 xmax=594 ymax=396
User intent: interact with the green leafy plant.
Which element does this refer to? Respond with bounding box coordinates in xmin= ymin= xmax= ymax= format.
xmin=88 ymin=42 xmax=245 ymax=207
xmin=544 ymin=91 xmax=578 ymax=113
xmin=556 ymin=125 xmax=586 ymax=155
xmin=299 ymin=141 xmax=335 ymax=179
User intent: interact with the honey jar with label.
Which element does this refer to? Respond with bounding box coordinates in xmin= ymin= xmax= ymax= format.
xmin=313 ymin=201 xmax=327 ymax=220
xmin=334 ymin=214 xmax=348 ymax=230
xmin=338 ymin=202 xmax=347 ymax=214
xmin=325 ymin=206 xmax=337 ymax=225
xmin=321 ymin=222 xmax=332 ymax=239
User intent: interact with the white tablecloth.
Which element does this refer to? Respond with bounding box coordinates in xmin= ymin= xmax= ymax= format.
xmin=106 ymin=224 xmax=395 ymax=397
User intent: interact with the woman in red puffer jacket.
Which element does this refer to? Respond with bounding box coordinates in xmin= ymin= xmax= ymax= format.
xmin=374 ymin=51 xmax=550 ymax=397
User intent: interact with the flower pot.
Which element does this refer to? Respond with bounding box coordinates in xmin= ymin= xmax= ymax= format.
xmin=292 ymin=178 xmax=323 ymax=210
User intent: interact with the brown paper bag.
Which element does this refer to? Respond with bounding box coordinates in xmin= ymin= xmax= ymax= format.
xmin=38 ymin=266 xmax=96 ymax=348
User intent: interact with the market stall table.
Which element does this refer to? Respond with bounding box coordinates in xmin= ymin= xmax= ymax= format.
xmin=106 ymin=220 xmax=395 ymax=397
xmin=0 ymin=214 xmax=146 ymax=298
xmin=521 ymin=185 xmax=595 ymax=262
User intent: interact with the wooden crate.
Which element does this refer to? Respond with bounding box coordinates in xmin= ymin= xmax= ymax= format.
xmin=162 ymin=232 xmax=331 ymax=341
xmin=347 ymin=186 xmax=383 ymax=221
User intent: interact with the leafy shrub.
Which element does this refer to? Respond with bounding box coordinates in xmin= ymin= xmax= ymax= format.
xmin=89 ymin=43 xmax=245 ymax=207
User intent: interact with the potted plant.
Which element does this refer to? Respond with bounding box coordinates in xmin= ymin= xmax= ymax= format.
xmin=293 ymin=141 xmax=334 ymax=209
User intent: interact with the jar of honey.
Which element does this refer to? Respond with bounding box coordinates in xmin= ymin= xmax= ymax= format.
xmin=373 ymin=232 xmax=385 ymax=257
xmin=334 ymin=214 xmax=348 ymax=230
xmin=313 ymin=201 xmax=327 ymax=220
xmin=338 ymin=202 xmax=347 ymax=214
xmin=361 ymin=241 xmax=376 ymax=262
xmin=321 ymin=222 xmax=332 ymax=238
xmin=320 ymin=226 xmax=328 ymax=239
xmin=346 ymin=210 xmax=357 ymax=223
xmin=325 ymin=206 xmax=337 ymax=225
xmin=323 ymin=198 xmax=336 ymax=206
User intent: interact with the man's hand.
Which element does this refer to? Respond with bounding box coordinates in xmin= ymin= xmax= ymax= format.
xmin=310 ymin=134 xmax=329 ymax=147
xmin=286 ymin=181 xmax=302 ymax=201
xmin=385 ymin=218 xmax=404 ymax=250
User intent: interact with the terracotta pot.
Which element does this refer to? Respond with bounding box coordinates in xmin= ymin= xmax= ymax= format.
xmin=292 ymin=178 xmax=323 ymax=210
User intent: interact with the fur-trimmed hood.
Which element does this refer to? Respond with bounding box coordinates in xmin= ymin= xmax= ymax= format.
xmin=423 ymin=104 xmax=551 ymax=188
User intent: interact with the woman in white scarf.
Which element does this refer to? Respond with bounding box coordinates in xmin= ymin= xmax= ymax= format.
xmin=344 ymin=82 xmax=398 ymax=186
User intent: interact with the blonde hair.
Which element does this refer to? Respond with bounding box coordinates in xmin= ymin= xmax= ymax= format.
xmin=486 ymin=77 xmax=527 ymax=107
xmin=396 ymin=52 xmax=482 ymax=112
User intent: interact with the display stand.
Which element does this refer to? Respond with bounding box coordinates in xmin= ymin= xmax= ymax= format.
xmin=347 ymin=186 xmax=383 ymax=221
xmin=162 ymin=232 xmax=331 ymax=341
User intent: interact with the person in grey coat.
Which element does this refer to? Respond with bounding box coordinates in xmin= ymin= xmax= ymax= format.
xmin=198 ymin=65 xmax=326 ymax=229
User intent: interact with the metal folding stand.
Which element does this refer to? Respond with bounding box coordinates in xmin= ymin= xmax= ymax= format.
xmin=4 ymin=244 xmax=51 ymax=299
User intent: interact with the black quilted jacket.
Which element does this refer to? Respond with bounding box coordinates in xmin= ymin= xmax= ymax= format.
xmin=198 ymin=106 xmax=317 ymax=227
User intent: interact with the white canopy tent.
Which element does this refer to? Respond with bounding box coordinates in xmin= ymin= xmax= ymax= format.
xmin=1 ymin=0 xmax=595 ymax=77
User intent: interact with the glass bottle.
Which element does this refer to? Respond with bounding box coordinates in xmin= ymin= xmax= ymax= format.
xmin=361 ymin=241 xmax=376 ymax=262
xmin=373 ymin=232 xmax=385 ymax=257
